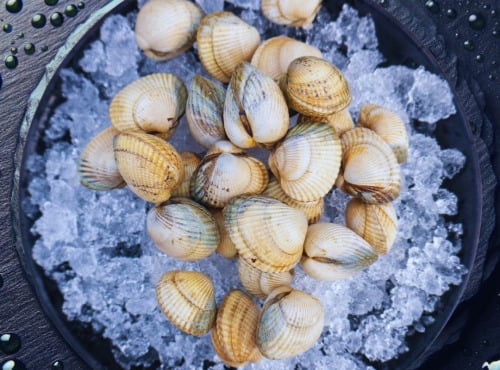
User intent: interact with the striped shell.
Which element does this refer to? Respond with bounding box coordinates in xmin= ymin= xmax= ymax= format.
xmin=211 ymin=209 xmax=238 ymax=259
xmin=261 ymin=0 xmax=322 ymax=29
xmin=301 ymin=223 xmax=379 ymax=280
xmin=256 ymin=286 xmax=324 ymax=359
xmin=224 ymin=195 xmax=308 ymax=273
xmin=78 ymin=127 xmax=125 ymax=190
xmin=109 ymin=73 xmax=187 ymax=140
xmin=147 ymin=197 xmax=219 ymax=260
xmin=171 ymin=151 xmax=201 ymax=198
xmin=297 ymin=108 xmax=354 ymax=136
xmin=156 ymin=270 xmax=216 ymax=336
xmin=113 ymin=132 xmax=184 ymax=203
xmin=268 ymin=122 xmax=341 ymax=202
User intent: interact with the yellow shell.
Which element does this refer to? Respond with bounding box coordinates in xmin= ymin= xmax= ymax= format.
xmin=345 ymin=198 xmax=398 ymax=255
xmin=301 ymin=223 xmax=378 ymax=280
xmin=109 ymin=73 xmax=187 ymax=139
xmin=186 ymin=75 xmax=227 ymax=148
xmin=341 ymin=127 xmax=401 ymax=203
xmin=190 ymin=141 xmax=268 ymax=208
xmin=211 ymin=209 xmax=238 ymax=259
xmin=135 ymin=0 xmax=204 ymax=61
xmin=251 ymin=36 xmax=322 ymax=80
xmin=268 ymin=122 xmax=342 ymax=202
xmin=358 ymin=104 xmax=409 ymax=163
xmin=261 ymin=0 xmax=322 ymax=29
xmin=156 ymin=270 xmax=216 ymax=336
xmin=147 ymin=197 xmax=219 ymax=260
xmin=224 ymin=62 xmax=289 ymax=149
xmin=223 ymin=195 xmax=308 ymax=273
xmin=212 ymin=289 xmax=262 ymax=367
xmin=171 ymin=151 xmax=201 ymax=198
xmin=113 ymin=131 xmax=184 ymax=203
xmin=197 ymin=11 xmax=261 ymax=83
xmin=256 ymin=286 xmax=324 ymax=359
xmin=263 ymin=176 xmax=324 ymax=224
xmin=297 ymin=108 xmax=354 ymax=136
xmin=282 ymin=56 xmax=351 ymax=117
xmin=78 ymin=127 xmax=126 ymax=191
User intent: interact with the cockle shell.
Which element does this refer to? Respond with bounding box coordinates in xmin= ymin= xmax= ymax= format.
xmin=147 ymin=197 xmax=219 ymax=260
xmin=113 ymin=132 xmax=184 ymax=203
xmin=211 ymin=209 xmax=238 ymax=259
xmin=156 ymin=270 xmax=216 ymax=336
xmin=263 ymin=176 xmax=324 ymax=224
xmin=345 ymin=198 xmax=398 ymax=255
xmin=223 ymin=195 xmax=308 ymax=273
xmin=109 ymin=73 xmax=187 ymax=140
xmin=197 ymin=12 xmax=261 ymax=83
xmin=251 ymin=36 xmax=322 ymax=80
xmin=238 ymin=257 xmax=294 ymax=299
xmin=212 ymin=289 xmax=262 ymax=367
xmin=224 ymin=62 xmax=289 ymax=149
xmin=261 ymin=0 xmax=322 ymax=29
xmin=171 ymin=151 xmax=201 ymax=198
xmin=78 ymin=127 xmax=126 ymax=190
xmin=358 ymin=103 xmax=409 ymax=163
xmin=301 ymin=223 xmax=378 ymax=280
xmin=282 ymin=56 xmax=351 ymax=117
xmin=256 ymin=286 xmax=324 ymax=359
xmin=190 ymin=141 xmax=268 ymax=208
xmin=341 ymin=127 xmax=401 ymax=203
xmin=268 ymin=122 xmax=341 ymax=202
xmin=186 ymin=75 xmax=227 ymax=148
xmin=135 ymin=0 xmax=204 ymax=61
xmin=297 ymin=108 xmax=354 ymax=136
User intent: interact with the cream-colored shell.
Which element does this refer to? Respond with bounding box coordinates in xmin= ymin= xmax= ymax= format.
xmin=186 ymin=75 xmax=227 ymax=148
xmin=109 ymin=73 xmax=187 ymax=139
xmin=301 ymin=223 xmax=378 ymax=280
xmin=358 ymin=103 xmax=409 ymax=163
xmin=251 ymin=36 xmax=322 ymax=80
xmin=211 ymin=209 xmax=238 ymax=259
xmin=156 ymin=270 xmax=216 ymax=336
xmin=197 ymin=12 xmax=261 ymax=83
xmin=297 ymin=108 xmax=354 ymax=136
xmin=224 ymin=62 xmax=289 ymax=149
xmin=261 ymin=0 xmax=322 ymax=29
xmin=341 ymin=127 xmax=401 ymax=204
xmin=113 ymin=132 xmax=184 ymax=203
xmin=223 ymin=195 xmax=308 ymax=273
xmin=256 ymin=286 xmax=324 ymax=359
xmin=135 ymin=0 xmax=204 ymax=61
xmin=268 ymin=122 xmax=341 ymax=202
xmin=171 ymin=152 xmax=201 ymax=198
xmin=78 ymin=127 xmax=126 ymax=191
xmin=147 ymin=197 xmax=219 ymax=260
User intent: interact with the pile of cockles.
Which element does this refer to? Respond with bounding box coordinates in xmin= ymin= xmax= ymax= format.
xmin=77 ymin=0 xmax=410 ymax=366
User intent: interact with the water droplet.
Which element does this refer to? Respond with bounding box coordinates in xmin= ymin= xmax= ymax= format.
xmin=16 ymin=32 xmax=23 ymax=38
xmin=455 ymin=32 xmax=461 ymax=39
xmin=425 ymin=0 xmax=440 ymax=14
xmin=0 ymin=334 xmax=21 ymax=355
xmin=77 ymin=1 xmax=84 ymax=9
xmin=31 ymin=13 xmax=46 ymax=28
xmin=4 ymin=55 xmax=18 ymax=69
xmin=463 ymin=40 xmax=475 ymax=50
xmin=483 ymin=4 xmax=490 ymax=10
xmin=5 ymin=0 xmax=22 ymax=13
xmin=0 ymin=274 xmax=3 ymax=288
xmin=492 ymin=60 xmax=498 ymax=68
xmin=475 ymin=54 xmax=484 ymax=62
xmin=445 ymin=8 xmax=457 ymax=18
xmin=468 ymin=13 xmax=486 ymax=29
xmin=23 ymin=42 xmax=35 ymax=55
xmin=44 ymin=0 xmax=58 ymax=5
xmin=493 ymin=29 xmax=499 ymax=38
xmin=51 ymin=360 xmax=64 ymax=370
xmin=64 ymin=4 xmax=77 ymax=17
xmin=2 ymin=23 xmax=12 ymax=33
xmin=10 ymin=47 xmax=17 ymax=54
xmin=1 ymin=359 xmax=26 ymax=370
xmin=41 ymin=45 xmax=48 ymax=52
xmin=49 ymin=12 xmax=63 ymax=27
xmin=489 ymin=73 xmax=496 ymax=80
xmin=491 ymin=9 xmax=497 ymax=17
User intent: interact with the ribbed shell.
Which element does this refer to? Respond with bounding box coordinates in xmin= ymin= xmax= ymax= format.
xmin=301 ymin=223 xmax=378 ymax=281
xmin=263 ymin=176 xmax=324 ymax=224
xmin=297 ymin=108 xmax=354 ymax=136
xmin=251 ymin=36 xmax=322 ymax=80
xmin=283 ymin=56 xmax=351 ymax=117
xmin=261 ymin=0 xmax=322 ymax=29
xmin=238 ymin=257 xmax=294 ymax=299
xmin=186 ymin=75 xmax=227 ymax=148
xmin=345 ymin=198 xmax=398 ymax=255
xmin=197 ymin=12 xmax=261 ymax=83
xmin=223 ymin=195 xmax=308 ymax=272
xmin=135 ymin=0 xmax=204 ymax=61
xmin=109 ymin=73 xmax=187 ymax=139
xmin=358 ymin=104 xmax=409 ymax=163
xmin=341 ymin=127 xmax=401 ymax=204
xmin=212 ymin=289 xmax=262 ymax=367
xmin=268 ymin=122 xmax=341 ymax=202
xmin=156 ymin=270 xmax=216 ymax=336
xmin=211 ymin=209 xmax=238 ymax=259
xmin=147 ymin=197 xmax=219 ymax=260
xmin=190 ymin=141 xmax=268 ymax=208
xmin=171 ymin=152 xmax=201 ymax=198
xmin=113 ymin=132 xmax=184 ymax=203
xmin=78 ymin=127 xmax=125 ymax=191
xmin=224 ymin=62 xmax=289 ymax=148
xmin=256 ymin=286 xmax=324 ymax=359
